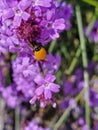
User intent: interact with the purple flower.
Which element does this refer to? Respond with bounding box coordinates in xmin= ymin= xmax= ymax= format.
xmin=30 ymin=73 xmax=60 ymax=107
xmin=56 ymin=2 xmax=73 ymax=30
xmin=34 ymin=74 xmax=60 ymax=99
xmin=82 ymin=124 xmax=89 ymax=130
xmin=2 ymin=0 xmax=31 ymax=27
xmin=0 ymin=20 xmax=11 ymax=53
xmin=43 ymin=53 xmax=61 ymax=73
xmin=63 ymin=81 xmax=73 ymax=95
xmin=0 ymin=0 xmax=73 ymax=108
xmin=61 ymin=62 xmax=98 ymax=110
xmin=32 ymin=0 xmax=52 ymax=7
xmin=36 ymin=2 xmax=73 ymax=43
xmin=24 ymin=119 xmax=50 ymax=130
xmin=11 ymin=52 xmax=61 ymax=107
xmin=1 ymin=0 xmax=73 ymax=53
xmin=85 ymin=20 xmax=98 ymax=43
xmin=12 ymin=55 xmax=37 ymax=99
xmin=0 ymin=19 xmax=21 ymax=54
xmin=90 ymin=88 xmax=98 ymax=107
xmin=77 ymin=118 xmax=85 ymax=126
xmin=2 ymin=84 xmax=19 ymax=108
xmin=75 ymin=68 xmax=84 ymax=83
xmin=92 ymin=121 xmax=98 ymax=130
xmin=48 ymin=18 xmax=65 ymax=39
xmin=0 ymin=34 xmax=8 ymax=54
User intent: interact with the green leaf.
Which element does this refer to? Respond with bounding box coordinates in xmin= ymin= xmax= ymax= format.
xmin=83 ymin=0 xmax=98 ymax=7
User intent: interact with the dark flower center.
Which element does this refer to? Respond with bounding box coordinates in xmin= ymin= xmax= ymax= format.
xmin=16 ymin=20 xmax=40 ymax=43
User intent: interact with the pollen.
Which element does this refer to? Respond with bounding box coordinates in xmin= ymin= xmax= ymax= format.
xmin=34 ymin=47 xmax=46 ymax=61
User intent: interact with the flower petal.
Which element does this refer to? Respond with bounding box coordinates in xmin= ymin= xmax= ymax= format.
xmin=34 ymin=75 xmax=44 ymax=85
xmin=13 ymin=16 xmax=22 ymax=27
xmin=44 ymin=89 xmax=52 ymax=99
xmin=22 ymin=12 xmax=30 ymax=21
xmin=49 ymin=83 xmax=60 ymax=92
xmin=35 ymin=86 xmax=44 ymax=96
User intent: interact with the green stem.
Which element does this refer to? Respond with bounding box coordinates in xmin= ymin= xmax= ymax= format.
xmin=61 ymin=44 xmax=70 ymax=60
xmin=65 ymin=12 xmax=97 ymax=75
xmin=53 ymin=89 xmax=85 ymax=130
xmin=15 ymin=107 xmax=20 ymax=130
xmin=86 ymin=14 xmax=97 ymax=36
xmin=48 ymin=40 xmax=57 ymax=52
xmin=0 ymin=98 xmax=5 ymax=130
xmin=76 ymin=5 xmax=90 ymax=129
xmin=65 ymin=46 xmax=81 ymax=75
xmin=83 ymin=0 xmax=98 ymax=7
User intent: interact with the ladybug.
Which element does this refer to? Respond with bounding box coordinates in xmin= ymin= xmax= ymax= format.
xmin=29 ymin=43 xmax=46 ymax=61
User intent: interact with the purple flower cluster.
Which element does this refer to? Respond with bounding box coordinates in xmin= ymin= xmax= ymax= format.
xmin=61 ymin=62 xmax=98 ymax=130
xmin=2 ymin=84 xmax=19 ymax=108
xmin=12 ymin=53 xmax=60 ymax=107
xmin=0 ymin=0 xmax=73 ymax=107
xmin=0 ymin=53 xmax=61 ymax=108
xmin=30 ymin=73 xmax=60 ymax=108
xmin=0 ymin=0 xmax=73 ymax=54
xmin=12 ymin=56 xmax=36 ymax=99
xmin=0 ymin=0 xmax=73 ymax=108
xmin=61 ymin=62 xmax=98 ymax=109
xmin=61 ymin=68 xmax=84 ymax=109
xmin=24 ymin=119 xmax=50 ymax=130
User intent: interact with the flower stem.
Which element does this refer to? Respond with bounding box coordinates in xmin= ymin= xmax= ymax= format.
xmin=53 ymin=89 xmax=85 ymax=130
xmin=48 ymin=40 xmax=57 ymax=52
xmin=15 ymin=107 xmax=20 ymax=130
xmin=86 ymin=13 xmax=97 ymax=37
xmin=38 ymin=61 xmax=44 ymax=77
xmin=65 ymin=12 xmax=97 ymax=75
xmin=65 ymin=46 xmax=81 ymax=75
xmin=0 ymin=98 xmax=5 ymax=130
xmin=76 ymin=5 xmax=90 ymax=129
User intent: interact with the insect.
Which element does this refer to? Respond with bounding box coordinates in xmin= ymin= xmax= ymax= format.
xmin=29 ymin=42 xmax=47 ymax=61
